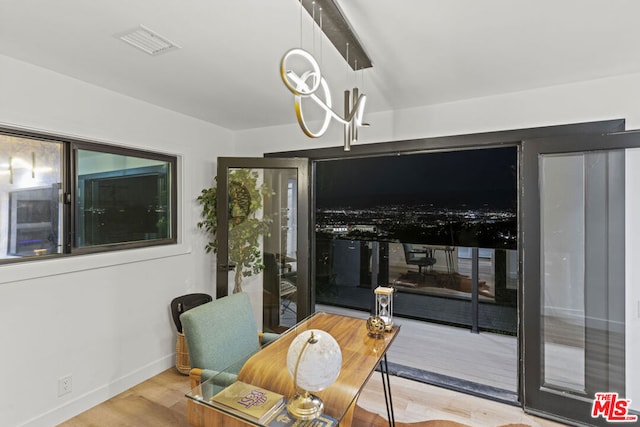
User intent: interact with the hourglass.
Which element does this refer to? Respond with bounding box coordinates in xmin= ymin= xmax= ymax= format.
xmin=374 ymin=286 xmax=394 ymax=331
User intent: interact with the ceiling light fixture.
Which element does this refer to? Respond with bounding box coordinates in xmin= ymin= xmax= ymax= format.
xmin=280 ymin=48 xmax=368 ymax=151
xmin=300 ymin=0 xmax=371 ymax=70
xmin=281 ymin=1 xmax=370 ymax=150
xmin=116 ymin=25 xmax=181 ymax=56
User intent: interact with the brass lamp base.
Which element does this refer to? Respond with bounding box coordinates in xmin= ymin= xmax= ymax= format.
xmin=286 ymin=391 xmax=324 ymax=420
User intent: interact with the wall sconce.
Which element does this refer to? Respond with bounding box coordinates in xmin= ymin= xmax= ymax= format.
xmin=6 ymin=152 xmax=37 ymax=184
xmin=9 ymin=156 xmax=14 ymax=184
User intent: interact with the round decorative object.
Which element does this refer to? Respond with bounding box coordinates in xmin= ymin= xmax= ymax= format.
xmin=229 ymin=181 xmax=251 ymax=224
xmin=286 ymin=329 xmax=342 ymax=392
xmin=366 ymin=316 xmax=386 ymax=338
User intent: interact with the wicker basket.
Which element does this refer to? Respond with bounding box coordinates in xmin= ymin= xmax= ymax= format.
xmin=175 ymin=332 xmax=190 ymax=375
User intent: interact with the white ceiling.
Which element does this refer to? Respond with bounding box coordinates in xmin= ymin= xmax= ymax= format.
xmin=1 ymin=0 xmax=640 ymax=131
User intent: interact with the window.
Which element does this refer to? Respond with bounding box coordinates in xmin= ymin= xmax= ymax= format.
xmin=75 ymin=147 xmax=173 ymax=250
xmin=0 ymin=129 xmax=177 ymax=263
xmin=1 ymin=135 xmax=63 ymax=259
xmin=313 ymin=146 xmax=518 ymax=333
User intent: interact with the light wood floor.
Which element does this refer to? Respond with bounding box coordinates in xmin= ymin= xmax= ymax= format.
xmin=59 ymin=367 xmax=567 ymax=427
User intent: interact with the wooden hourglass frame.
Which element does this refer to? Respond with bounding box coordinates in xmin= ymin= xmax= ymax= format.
xmin=374 ymin=286 xmax=394 ymax=331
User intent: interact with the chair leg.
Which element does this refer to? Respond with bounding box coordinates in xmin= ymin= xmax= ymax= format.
xmin=281 ymin=294 xmax=296 ymax=315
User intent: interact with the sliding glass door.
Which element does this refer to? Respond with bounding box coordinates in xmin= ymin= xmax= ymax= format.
xmin=522 ymin=133 xmax=640 ymax=425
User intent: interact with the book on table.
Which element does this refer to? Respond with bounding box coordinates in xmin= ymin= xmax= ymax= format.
xmin=210 ymin=381 xmax=285 ymax=423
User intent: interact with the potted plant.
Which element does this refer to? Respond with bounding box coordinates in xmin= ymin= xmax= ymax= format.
xmin=197 ymin=169 xmax=273 ymax=293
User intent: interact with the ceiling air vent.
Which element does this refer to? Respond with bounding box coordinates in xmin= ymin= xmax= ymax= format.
xmin=117 ymin=25 xmax=181 ymax=56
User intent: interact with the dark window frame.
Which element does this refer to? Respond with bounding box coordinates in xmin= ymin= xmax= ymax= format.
xmin=0 ymin=127 xmax=178 ymax=264
xmin=70 ymin=141 xmax=177 ymax=255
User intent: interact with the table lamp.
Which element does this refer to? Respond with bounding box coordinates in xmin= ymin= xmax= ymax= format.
xmin=286 ymin=329 xmax=342 ymax=420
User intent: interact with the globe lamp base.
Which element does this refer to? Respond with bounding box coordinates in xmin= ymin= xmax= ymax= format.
xmin=286 ymin=391 xmax=324 ymax=420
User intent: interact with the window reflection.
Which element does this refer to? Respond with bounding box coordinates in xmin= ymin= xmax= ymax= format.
xmin=314 ymin=237 xmax=518 ymax=334
xmin=76 ymin=150 xmax=171 ymax=247
xmin=0 ymin=134 xmax=63 ymax=259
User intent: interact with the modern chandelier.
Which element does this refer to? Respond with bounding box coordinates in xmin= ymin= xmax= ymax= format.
xmin=280 ymin=0 xmax=371 ymax=151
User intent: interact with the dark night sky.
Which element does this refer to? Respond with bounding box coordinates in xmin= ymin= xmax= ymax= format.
xmin=315 ymin=147 xmax=517 ymax=209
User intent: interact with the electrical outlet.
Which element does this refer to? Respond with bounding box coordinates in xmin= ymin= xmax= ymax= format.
xmin=58 ymin=375 xmax=72 ymax=397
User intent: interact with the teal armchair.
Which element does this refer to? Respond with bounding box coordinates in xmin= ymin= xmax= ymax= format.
xmin=180 ymin=292 xmax=279 ymax=388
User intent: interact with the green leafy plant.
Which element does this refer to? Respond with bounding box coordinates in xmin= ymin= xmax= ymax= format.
xmin=197 ymin=169 xmax=273 ymax=293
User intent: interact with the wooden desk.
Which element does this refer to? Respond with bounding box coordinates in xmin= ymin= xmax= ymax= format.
xmin=186 ymin=312 xmax=399 ymax=426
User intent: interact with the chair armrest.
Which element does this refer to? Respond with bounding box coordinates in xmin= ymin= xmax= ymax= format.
xmin=189 ymin=367 xmax=239 ymax=389
xmin=259 ymin=332 xmax=280 ymax=346
xmin=201 ymin=369 xmax=238 ymax=385
xmin=409 ymin=248 xmax=428 ymax=254
xmin=189 ymin=368 xmax=204 ymax=389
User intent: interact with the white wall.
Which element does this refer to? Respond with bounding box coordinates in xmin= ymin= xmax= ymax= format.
xmin=0 ymin=54 xmax=234 ymax=427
